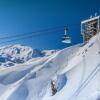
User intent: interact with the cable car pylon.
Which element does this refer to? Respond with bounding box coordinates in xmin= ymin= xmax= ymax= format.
xmin=62 ymin=26 xmax=71 ymax=44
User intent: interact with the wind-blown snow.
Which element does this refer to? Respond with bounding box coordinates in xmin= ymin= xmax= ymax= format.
xmin=0 ymin=33 xmax=100 ymax=100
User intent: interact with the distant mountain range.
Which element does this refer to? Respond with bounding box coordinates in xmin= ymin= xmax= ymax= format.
xmin=0 ymin=44 xmax=57 ymax=67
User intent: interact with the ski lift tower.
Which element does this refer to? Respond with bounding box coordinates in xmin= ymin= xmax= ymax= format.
xmin=81 ymin=15 xmax=100 ymax=43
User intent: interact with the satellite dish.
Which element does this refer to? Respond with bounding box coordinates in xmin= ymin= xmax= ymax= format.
xmin=62 ymin=26 xmax=71 ymax=44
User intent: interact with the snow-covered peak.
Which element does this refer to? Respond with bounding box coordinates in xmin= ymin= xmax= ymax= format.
xmin=0 ymin=44 xmax=57 ymax=67
xmin=0 ymin=44 xmax=33 ymax=67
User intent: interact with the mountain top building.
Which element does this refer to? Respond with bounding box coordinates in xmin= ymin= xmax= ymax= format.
xmin=81 ymin=15 xmax=100 ymax=43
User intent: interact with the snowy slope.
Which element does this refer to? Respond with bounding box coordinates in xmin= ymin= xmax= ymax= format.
xmin=0 ymin=33 xmax=100 ymax=100
xmin=43 ymin=33 xmax=100 ymax=100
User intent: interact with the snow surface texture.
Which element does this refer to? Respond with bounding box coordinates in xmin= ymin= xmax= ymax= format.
xmin=0 ymin=33 xmax=100 ymax=100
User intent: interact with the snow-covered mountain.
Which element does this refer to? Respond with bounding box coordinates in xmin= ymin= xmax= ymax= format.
xmin=0 ymin=33 xmax=100 ymax=100
xmin=0 ymin=44 xmax=33 ymax=66
xmin=0 ymin=44 xmax=57 ymax=67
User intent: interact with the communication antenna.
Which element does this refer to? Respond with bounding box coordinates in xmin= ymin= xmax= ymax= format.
xmin=95 ymin=12 xmax=97 ymax=16
xmin=90 ymin=15 xmax=92 ymax=19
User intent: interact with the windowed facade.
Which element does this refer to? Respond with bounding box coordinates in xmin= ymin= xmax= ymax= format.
xmin=81 ymin=16 xmax=100 ymax=43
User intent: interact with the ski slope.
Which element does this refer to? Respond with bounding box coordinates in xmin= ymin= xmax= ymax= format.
xmin=43 ymin=33 xmax=100 ymax=100
xmin=0 ymin=33 xmax=100 ymax=100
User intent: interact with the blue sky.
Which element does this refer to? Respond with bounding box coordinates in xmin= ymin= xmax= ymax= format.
xmin=0 ymin=0 xmax=99 ymax=49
